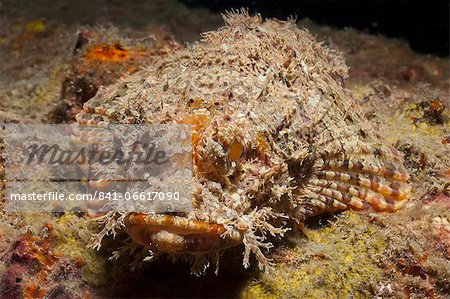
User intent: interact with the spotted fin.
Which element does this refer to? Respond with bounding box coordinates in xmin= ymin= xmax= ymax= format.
xmin=297 ymin=91 xmax=410 ymax=218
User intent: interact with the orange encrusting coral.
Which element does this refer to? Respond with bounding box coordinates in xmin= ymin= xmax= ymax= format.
xmin=84 ymin=43 xmax=131 ymax=62
xmin=25 ymin=284 xmax=46 ymax=298
xmin=1 ymin=223 xmax=91 ymax=298
xmin=23 ymin=232 xmax=58 ymax=272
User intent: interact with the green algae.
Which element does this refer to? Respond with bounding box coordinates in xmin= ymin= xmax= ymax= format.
xmin=241 ymin=212 xmax=387 ymax=298
xmin=53 ymin=214 xmax=108 ymax=287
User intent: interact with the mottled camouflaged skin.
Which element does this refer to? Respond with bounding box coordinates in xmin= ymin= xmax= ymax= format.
xmin=79 ymin=11 xmax=410 ymax=274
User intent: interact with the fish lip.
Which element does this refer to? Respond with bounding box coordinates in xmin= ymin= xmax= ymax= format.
xmin=123 ymin=213 xmax=244 ymax=253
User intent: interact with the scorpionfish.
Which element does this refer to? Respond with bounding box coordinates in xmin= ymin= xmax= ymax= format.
xmin=77 ymin=11 xmax=411 ymax=275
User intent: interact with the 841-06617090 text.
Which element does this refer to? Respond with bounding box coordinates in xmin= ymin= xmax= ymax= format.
xmin=9 ymin=191 xmax=180 ymax=201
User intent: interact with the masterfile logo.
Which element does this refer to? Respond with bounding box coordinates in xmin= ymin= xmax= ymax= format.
xmin=2 ymin=124 xmax=193 ymax=213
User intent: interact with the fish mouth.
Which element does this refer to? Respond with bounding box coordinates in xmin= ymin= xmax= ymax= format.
xmin=124 ymin=213 xmax=244 ymax=253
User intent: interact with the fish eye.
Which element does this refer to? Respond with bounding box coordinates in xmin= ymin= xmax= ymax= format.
xmin=227 ymin=139 xmax=247 ymax=165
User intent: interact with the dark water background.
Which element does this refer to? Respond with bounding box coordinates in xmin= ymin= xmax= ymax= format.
xmin=183 ymin=0 xmax=450 ymax=57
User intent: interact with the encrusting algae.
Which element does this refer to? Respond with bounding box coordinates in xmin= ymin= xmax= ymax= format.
xmin=241 ymin=212 xmax=387 ymax=299
xmin=79 ymin=10 xmax=412 ymax=275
